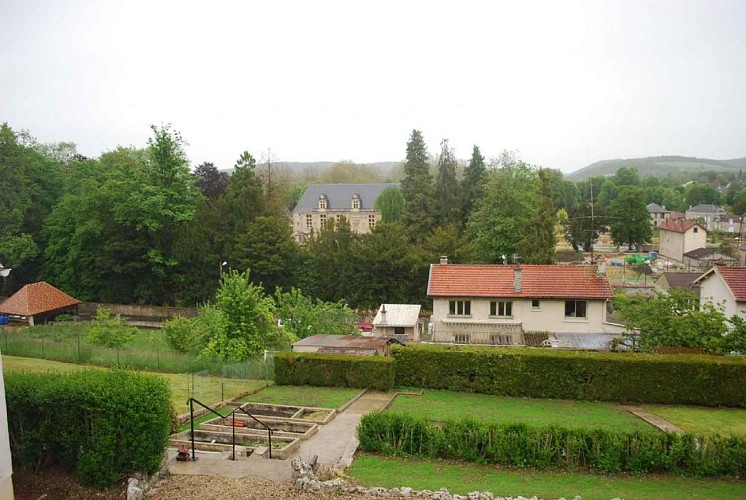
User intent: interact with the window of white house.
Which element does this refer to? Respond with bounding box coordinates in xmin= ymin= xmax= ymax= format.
xmin=368 ymin=214 xmax=376 ymax=228
xmin=394 ymin=327 xmax=405 ymax=336
xmin=305 ymin=214 xmax=313 ymax=229
xmin=336 ymin=214 xmax=342 ymax=224
xmin=490 ymin=334 xmax=512 ymax=345
xmin=693 ymin=227 xmax=698 ymax=233
xmin=449 ymin=300 xmax=471 ymax=316
xmin=319 ymin=195 xmax=327 ymax=209
xmin=489 ymin=301 xmax=512 ymax=317
xmin=320 ymin=214 xmax=327 ymax=228
xmin=352 ymin=199 xmax=361 ymax=209
xmin=531 ymin=299 xmax=540 ymax=310
xmin=564 ymin=300 xmax=587 ymax=318
xmin=454 ymin=333 xmax=470 ymax=344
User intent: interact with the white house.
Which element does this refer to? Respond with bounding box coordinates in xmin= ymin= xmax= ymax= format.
xmin=657 ymin=219 xmax=707 ymax=264
xmin=291 ymin=183 xmax=399 ymax=242
xmin=427 ymin=262 xmax=619 ymax=346
xmin=372 ymin=304 xmax=421 ymax=341
xmin=694 ymin=266 xmax=746 ymax=319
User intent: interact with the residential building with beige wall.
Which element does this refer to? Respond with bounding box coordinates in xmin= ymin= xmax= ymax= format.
xmin=657 ymin=219 xmax=707 ymax=263
xmin=695 ymin=266 xmax=746 ymax=319
xmin=427 ymin=263 xmax=618 ymax=346
xmin=291 ymin=183 xmax=398 ymax=242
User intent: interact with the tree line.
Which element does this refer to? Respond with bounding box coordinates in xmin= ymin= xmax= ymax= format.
xmin=2 ymin=122 xmax=737 ymax=309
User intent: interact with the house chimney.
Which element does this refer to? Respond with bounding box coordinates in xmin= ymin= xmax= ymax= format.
xmin=513 ymin=267 xmax=522 ymax=293
xmin=440 ymin=256 xmax=448 ymax=265
xmin=380 ymin=304 xmax=387 ymax=325
xmin=595 ymin=258 xmax=606 ymax=275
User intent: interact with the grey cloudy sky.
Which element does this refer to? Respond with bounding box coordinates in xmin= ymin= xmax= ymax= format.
xmin=1 ymin=0 xmax=744 ymax=173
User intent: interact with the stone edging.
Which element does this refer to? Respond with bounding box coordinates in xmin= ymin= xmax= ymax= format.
xmin=291 ymin=457 xmax=580 ymax=500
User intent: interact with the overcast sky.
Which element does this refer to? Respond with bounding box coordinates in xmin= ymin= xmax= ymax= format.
xmin=1 ymin=0 xmax=744 ymax=173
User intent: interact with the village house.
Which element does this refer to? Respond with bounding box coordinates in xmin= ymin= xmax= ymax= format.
xmin=682 ymin=248 xmax=736 ymax=270
xmin=427 ymin=261 xmax=620 ymax=347
xmin=654 ymin=271 xmax=701 ymax=297
xmin=291 ymin=334 xmax=401 ymax=356
xmin=657 ymin=219 xmax=707 ymax=264
xmin=291 ymin=183 xmax=399 ymax=242
xmin=695 ymin=266 xmax=746 ymax=319
xmin=647 ymin=203 xmax=670 ymax=227
xmin=372 ymin=304 xmax=421 ymax=342
xmin=685 ymin=203 xmax=728 ymax=232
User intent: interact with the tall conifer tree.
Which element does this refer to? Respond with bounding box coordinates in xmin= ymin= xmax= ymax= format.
xmin=435 ymin=139 xmax=459 ymax=226
xmin=400 ymin=129 xmax=434 ymax=241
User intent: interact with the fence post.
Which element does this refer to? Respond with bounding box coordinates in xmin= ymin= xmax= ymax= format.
xmin=41 ymin=334 xmax=45 ymax=358
xmin=77 ymin=330 xmax=81 ymax=362
xmin=221 ymin=365 xmax=225 ymax=402
xmin=156 ymin=347 xmax=160 ymax=371
xmin=3 ymin=330 xmax=7 ymax=354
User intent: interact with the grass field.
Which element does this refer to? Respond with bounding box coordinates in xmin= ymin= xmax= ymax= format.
xmin=1 ymin=355 xmax=267 ymax=414
xmin=644 ymin=404 xmax=746 ymax=436
xmin=388 ymin=390 xmax=654 ymax=432
xmin=238 ymin=384 xmax=362 ymax=409
xmin=347 ymin=454 xmax=746 ymax=500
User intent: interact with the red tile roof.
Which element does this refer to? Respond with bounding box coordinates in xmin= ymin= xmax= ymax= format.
xmin=696 ymin=267 xmax=746 ymax=302
xmin=0 ymin=282 xmax=80 ymax=316
xmin=427 ymin=264 xmax=613 ymax=299
xmin=657 ymin=219 xmax=703 ymax=234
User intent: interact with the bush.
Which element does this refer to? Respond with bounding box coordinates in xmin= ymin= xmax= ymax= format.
xmin=5 ymin=369 xmax=173 ymax=487
xmin=391 ymin=344 xmax=746 ymax=407
xmin=274 ymin=352 xmax=394 ymax=391
xmin=358 ymin=412 xmax=746 ymax=477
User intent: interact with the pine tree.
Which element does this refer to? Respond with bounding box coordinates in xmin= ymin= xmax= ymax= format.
xmin=400 ymin=129 xmax=435 ymax=241
xmin=515 ymin=169 xmax=557 ymax=264
xmin=435 ymin=139 xmax=459 ymax=226
xmin=461 ymin=145 xmax=486 ymax=222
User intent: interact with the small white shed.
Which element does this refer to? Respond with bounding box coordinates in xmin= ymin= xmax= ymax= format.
xmin=372 ymin=304 xmax=421 ymax=341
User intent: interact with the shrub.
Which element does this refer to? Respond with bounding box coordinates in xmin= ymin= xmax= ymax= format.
xmin=358 ymin=411 xmax=746 ymax=477
xmin=274 ymin=352 xmax=394 ymax=391
xmin=392 ymin=344 xmax=746 ymax=407
xmin=85 ymin=307 xmax=135 ymax=348
xmin=5 ymin=369 xmax=173 ymax=487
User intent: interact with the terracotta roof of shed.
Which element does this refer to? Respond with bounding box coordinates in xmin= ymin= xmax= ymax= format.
xmin=695 ymin=266 xmax=746 ymax=302
xmin=657 ymin=219 xmax=703 ymax=233
xmin=0 ymin=281 xmax=80 ymax=316
xmin=427 ymin=264 xmax=613 ymax=299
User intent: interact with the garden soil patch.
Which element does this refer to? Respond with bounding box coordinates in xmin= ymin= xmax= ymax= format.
xmin=13 ymin=467 xmax=126 ymax=499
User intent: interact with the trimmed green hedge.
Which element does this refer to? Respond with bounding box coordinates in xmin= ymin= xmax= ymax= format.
xmin=392 ymin=344 xmax=746 ymax=407
xmin=274 ymin=352 xmax=394 ymax=391
xmin=358 ymin=412 xmax=746 ymax=477
xmin=5 ymin=370 xmax=173 ymax=487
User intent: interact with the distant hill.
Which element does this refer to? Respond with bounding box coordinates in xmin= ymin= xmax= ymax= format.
xmin=567 ymin=156 xmax=746 ymax=181
xmin=220 ymin=161 xmax=401 ymax=176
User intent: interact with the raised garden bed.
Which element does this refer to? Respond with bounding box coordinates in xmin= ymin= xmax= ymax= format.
xmin=239 ymin=402 xmax=336 ymax=424
xmin=169 ymin=429 xmax=300 ymax=459
xmin=200 ymin=415 xmax=319 ymax=440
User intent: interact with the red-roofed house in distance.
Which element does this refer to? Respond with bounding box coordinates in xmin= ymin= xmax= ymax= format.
xmin=695 ymin=266 xmax=746 ymax=319
xmin=427 ymin=259 xmax=624 ymax=348
xmin=0 ymin=281 xmax=80 ymax=326
xmin=657 ymin=219 xmax=707 ymax=264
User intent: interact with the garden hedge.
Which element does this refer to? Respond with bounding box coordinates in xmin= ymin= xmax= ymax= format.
xmin=358 ymin=412 xmax=746 ymax=477
xmin=392 ymin=344 xmax=746 ymax=407
xmin=5 ymin=369 xmax=173 ymax=487
xmin=274 ymin=352 xmax=394 ymax=391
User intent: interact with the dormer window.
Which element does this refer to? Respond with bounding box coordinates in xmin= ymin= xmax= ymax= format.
xmin=352 ymin=193 xmax=361 ymax=209
xmin=318 ymin=194 xmax=327 ymax=209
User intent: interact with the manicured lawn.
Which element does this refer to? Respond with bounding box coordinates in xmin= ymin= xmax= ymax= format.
xmin=347 ymin=454 xmax=746 ymax=500
xmin=1 ymin=355 xmax=267 ymax=414
xmin=644 ymin=405 xmax=746 ymax=436
xmin=239 ymin=384 xmax=362 ymax=409
xmin=388 ymin=390 xmax=654 ymax=432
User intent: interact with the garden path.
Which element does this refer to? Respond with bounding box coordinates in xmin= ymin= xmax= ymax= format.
xmin=622 ymin=405 xmax=685 ymax=434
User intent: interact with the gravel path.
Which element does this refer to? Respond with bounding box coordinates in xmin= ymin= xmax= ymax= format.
xmin=147 ymin=474 xmax=360 ymax=499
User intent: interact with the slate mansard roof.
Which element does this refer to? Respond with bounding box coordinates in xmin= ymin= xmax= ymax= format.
xmin=427 ymin=264 xmax=613 ymax=300
xmin=293 ymin=183 xmax=399 ymax=212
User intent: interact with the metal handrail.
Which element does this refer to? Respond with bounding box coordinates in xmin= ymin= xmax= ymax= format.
xmin=230 ymin=406 xmax=274 ymax=459
xmin=186 ymin=398 xmax=234 ymax=461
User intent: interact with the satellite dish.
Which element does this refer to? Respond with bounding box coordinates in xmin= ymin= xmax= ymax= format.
xmin=0 ymin=268 xmax=11 ymax=278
